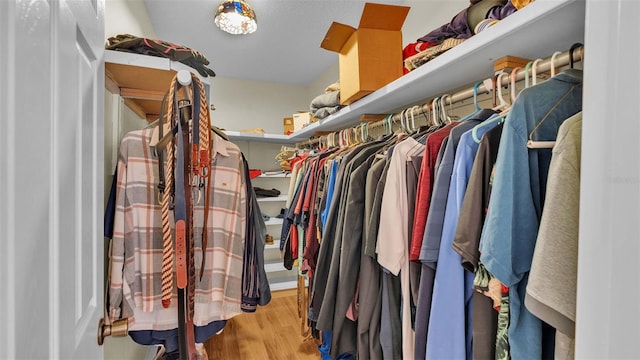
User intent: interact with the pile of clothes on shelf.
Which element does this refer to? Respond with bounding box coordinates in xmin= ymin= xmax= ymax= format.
xmin=106 ymin=34 xmax=216 ymax=77
xmin=403 ymin=0 xmax=533 ymax=73
xmin=275 ymin=146 xmax=298 ymax=172
xmin=309 ymin=81 xmax=343 ymax=120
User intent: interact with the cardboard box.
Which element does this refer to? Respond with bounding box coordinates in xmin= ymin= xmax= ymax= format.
xmin=320 ymin=3 xmax=409 ymax=105
xmin=283 ymin=117 xmax=294 ymax=134
xmin=293 ymin=112 xmax=315 ymax=131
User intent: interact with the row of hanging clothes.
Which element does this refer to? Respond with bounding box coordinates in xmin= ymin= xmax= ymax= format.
xmin=103 ymin=71 xmax=271 ymax=359
xmin=283 ymin=44 xmax=584 ymax=360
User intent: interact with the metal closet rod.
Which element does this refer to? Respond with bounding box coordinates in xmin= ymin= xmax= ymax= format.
xmin=297 ymin=45 xmax=584 ymax=148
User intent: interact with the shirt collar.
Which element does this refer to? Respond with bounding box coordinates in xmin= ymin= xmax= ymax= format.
xmin=211 ymin=132 xmax=230 ymax=158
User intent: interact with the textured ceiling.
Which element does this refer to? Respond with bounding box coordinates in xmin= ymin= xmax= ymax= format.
xmin=144 ymin=0 xmax=468 ymax=85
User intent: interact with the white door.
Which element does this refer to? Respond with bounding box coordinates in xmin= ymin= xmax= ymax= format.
xmin=0 ymin=0 xmax=105 ymax=358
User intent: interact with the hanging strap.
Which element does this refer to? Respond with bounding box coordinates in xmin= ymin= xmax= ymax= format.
xmin=175 ymin=115 xmax=188 ymax=289
xmin=175 ymin=84 xmax=198 ymax=360
xmin=160 ymin=78 xmax=180 ymax=308
xmin=157 ymin=92 xmax=169 ymax=198
xmin=199 ymin=136 xmax=213 ymax=281
xmin=192 ymin=76 xmax=213 ymax=280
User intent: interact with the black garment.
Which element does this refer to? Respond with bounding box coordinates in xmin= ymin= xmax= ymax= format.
xmin=253 ymin=187 xmax=281 ymax=197
xmin=106 ymin=34 xmax=216 ymax=77
xmin=104 ymin=168 xmax=117 ymax=239
xmin=129 ymin=320 xmax=227 ymax=353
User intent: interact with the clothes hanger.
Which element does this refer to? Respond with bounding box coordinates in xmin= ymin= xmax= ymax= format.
xmin=440 ymin=94 xmax=452 ymax=124
xmin=364 ymin=123 xmax=369 ymax=142
xmin=531 ymin=58 xmax=544 ymax=86
xmin=569 ymin=43 xmax=583 ymax=69
xmin=473 ymin=81 xmax=482 ymax=112
xmin=510 ymin=67 xmax=522 ymax=102
xmin=524 ymin=61 xmax=534 ymax=89
xmin=410 ymin=106 xmax=419 ymax=132
xmin=493 ymin=71 xmax=510 ymax=112
xmin=404 ymin=108 xmax=412 ymax=132
xmin=399 ymin=108 xmax=408 ymax=133
xmin=526 ymin=123 xmax=558 ymax=149
xmin=471 ymin=75 xmax=509 ymax=143
xmin=550 ymin=51 xmax=562 ymax=77
xmin=431 ymin=97 xmax=441 ymax=126
xmin=420 ymin=103 xmax=431 ymax=126
xmin=453 ymin=82 xmax=485 ymax=125
xmin=526 ymin=68 xmax=576 ymax=149
xmin=383 ymin=114 xmax=391 ymax=135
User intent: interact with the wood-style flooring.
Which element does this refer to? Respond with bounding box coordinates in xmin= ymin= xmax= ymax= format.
xmin=204 ymin=289 xmax=321 ymax=359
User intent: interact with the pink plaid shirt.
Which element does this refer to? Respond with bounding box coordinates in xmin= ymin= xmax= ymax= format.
xmin=109 ymin=129 xmax=246 ymax=330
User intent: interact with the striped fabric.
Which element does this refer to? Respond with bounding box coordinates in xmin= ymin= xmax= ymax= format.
xmin=109 ymin=129 xmax=246 ymax=330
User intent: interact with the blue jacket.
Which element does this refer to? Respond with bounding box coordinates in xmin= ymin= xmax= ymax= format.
xmin=480 ymin=69 xmax=583 ymax=359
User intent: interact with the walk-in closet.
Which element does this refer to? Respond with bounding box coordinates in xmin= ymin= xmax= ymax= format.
xmin=1 ymin=0 xmax=638 ymax=359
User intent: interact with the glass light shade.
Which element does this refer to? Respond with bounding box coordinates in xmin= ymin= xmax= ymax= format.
xmin=214 ymin=1 xmax=257 ymax=35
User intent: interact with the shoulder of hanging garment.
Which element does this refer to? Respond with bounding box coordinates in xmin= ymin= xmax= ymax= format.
xmin=211 ymin=131 xmax=233 ymax=157
xmin=554 ymin=69 xmax=583 ymax=84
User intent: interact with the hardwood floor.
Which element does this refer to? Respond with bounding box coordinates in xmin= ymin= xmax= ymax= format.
xmin=204 ymin=289 xmax=321 ymax=359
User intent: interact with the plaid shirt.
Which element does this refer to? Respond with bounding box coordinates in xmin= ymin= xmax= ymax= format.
xmin=109 ymin=129 xmax=246 ymax=330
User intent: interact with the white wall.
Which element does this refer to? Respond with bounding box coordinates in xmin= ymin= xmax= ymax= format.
xmin=576 ymin=0 xmax=640 ymax=357
xmin=306 ymin=62 xmax=339 ymax=101
xmin=211 ymin=76 xmax=310 ymax=134
xmin=105 ymin=0 xmax=157 ymax=39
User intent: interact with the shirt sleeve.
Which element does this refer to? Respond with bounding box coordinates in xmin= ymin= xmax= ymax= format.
xmin=109 ymin=138 xmax=130 ymax=321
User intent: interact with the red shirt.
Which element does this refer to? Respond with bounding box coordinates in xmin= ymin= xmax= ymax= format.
xmin=410 ymin=123 xmax=459 ymax=261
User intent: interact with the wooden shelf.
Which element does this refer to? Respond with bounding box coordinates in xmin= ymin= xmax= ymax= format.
xmin=104 ymin=50 xmax=212 ymax=122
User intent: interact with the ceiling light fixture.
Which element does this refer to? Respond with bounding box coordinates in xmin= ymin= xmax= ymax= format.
xmin=214 ymin=0 xmax=257 ymax=35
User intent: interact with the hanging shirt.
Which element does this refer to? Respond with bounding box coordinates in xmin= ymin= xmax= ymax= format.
xmin=357 ymin=155 xmax=387 ymax=360
xmin=411 ymin=122 xmax=460 ymax=261
xmin=109 ymin=129 xmax=246 ymax=330
xmin=452 ymin=123 xmax=505 ymax=360
xmin=480 ymin=69 xmax=583 ymax=359
xmin=426 ymin=118 xmax=501 ymax=360
xmin=321 ymin=159 xmax=340 ymax=228
xmin=318 ymin=140 xmax=389 ymax=358
xmin=526 ymin=112 xmax=582 ymax=359
xmin=420 ymin=109 xmax=496 ymax=266
xmin=311 ymin=143 xmax=368 ymax=324
xmin=377 ymin=136 xmax=425 ymax=360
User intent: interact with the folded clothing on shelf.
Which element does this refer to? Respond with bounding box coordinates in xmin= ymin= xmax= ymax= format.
xmin=106 ymin=34 xmax=216 ymax=77
xmin=254 ymin=187 xmax=281 ymax=197
xmin=404 ymin=38 xmax=466 ymax=72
